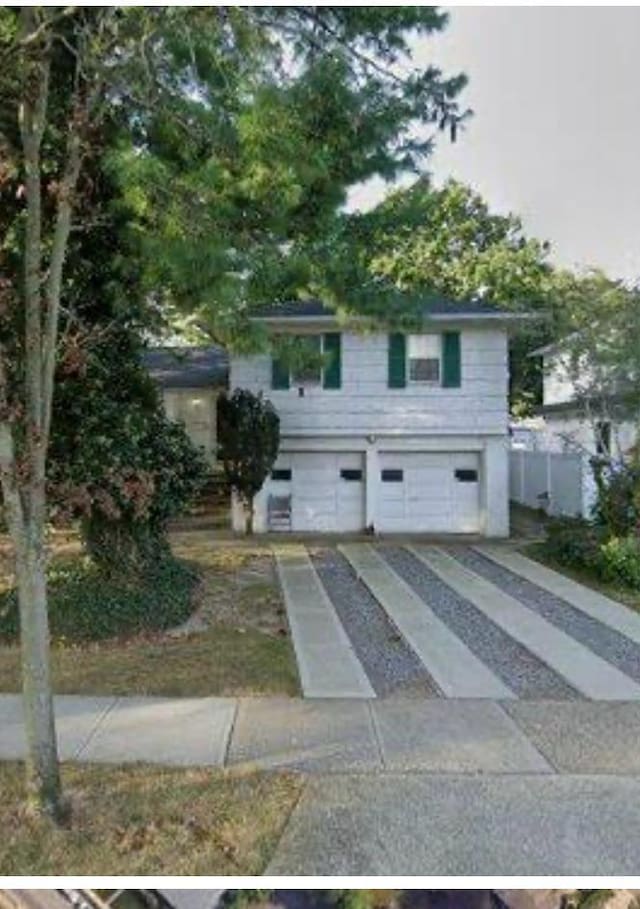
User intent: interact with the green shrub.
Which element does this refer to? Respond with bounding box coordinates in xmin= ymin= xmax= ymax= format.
xmin=542 ymin=516 xmax=603 ymax=569
xmin=597 ymin=536 xmax=640 ymax=591
xmin=591 ymin=458 xmax=640 ymax=537
xmin=0 ymin=556 xmax=199 ymax=643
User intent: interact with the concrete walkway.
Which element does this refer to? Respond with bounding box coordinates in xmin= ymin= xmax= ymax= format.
xmin=340 ymin=543 xmax=513 ymax=699
xmin=6 ymin=693 xmax=640 ymax=776
xmin=274 ymin=544 xmax=374 ymax=698
xmin=5 ymin=693 xmax=640 ymax=874
xmin=410 ymin=545 xmax=640 ymax=701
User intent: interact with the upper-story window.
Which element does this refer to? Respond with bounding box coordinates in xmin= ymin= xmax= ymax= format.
xmin=271 ymin=332 xmax=342 ymax=390
xmin=291 ymin=335 xmax=322 ymax=386
xmin=408 ymin=334 xmax=441 ymax=384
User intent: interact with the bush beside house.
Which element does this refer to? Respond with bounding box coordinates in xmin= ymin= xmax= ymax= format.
xmin=539 ymin=456 xmax=640 ymax=592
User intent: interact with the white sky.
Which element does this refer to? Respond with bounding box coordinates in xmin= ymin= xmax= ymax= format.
xmin=347 ymin=6 xmax=640 ymax=283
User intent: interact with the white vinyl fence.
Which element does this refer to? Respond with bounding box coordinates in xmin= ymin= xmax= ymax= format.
xmin=509 ymin=448 xmax=596 ymax=518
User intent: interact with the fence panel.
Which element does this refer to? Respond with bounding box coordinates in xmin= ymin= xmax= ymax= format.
xmin=509 ymin=449 xmax=585 ymax=517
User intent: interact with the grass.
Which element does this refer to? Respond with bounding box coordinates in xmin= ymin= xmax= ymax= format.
xmin=0 ymin=762 xmax=303 ymax=874
xmin=0 ymin=624 xmax=299 ymax=696
xmin=0 ymin=530 xmax=300 ymax=697
xmin=522 ymin=541 xmax=640 ymax=613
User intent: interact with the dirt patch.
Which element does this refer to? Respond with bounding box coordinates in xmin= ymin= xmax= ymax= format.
xmin=170 ymin=533 xmax=288 ymax=637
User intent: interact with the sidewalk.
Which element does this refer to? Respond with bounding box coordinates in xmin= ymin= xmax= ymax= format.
xmin=4 ymin=693 xmax=640 ymax=775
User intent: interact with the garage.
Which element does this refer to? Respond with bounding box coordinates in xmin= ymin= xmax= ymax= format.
xmin=268 ymin=451 xmax=366 ymax=532
xmin=377 ymin=451 xmax=481 ymax=533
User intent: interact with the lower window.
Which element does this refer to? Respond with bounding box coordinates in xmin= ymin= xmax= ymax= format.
xmin=271 ymin=468 xmax=292 ymax=481
xmin=381 ymin=468 xmax=403 ymax=482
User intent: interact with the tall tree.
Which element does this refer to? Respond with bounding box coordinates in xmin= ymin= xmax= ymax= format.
xmin=0 ymin=6 xmax=467 ymax=820
xmin=338 ymin=177 xmax=558 ymax=412
xmin=552 ymin=269 xmax=640 ymax=459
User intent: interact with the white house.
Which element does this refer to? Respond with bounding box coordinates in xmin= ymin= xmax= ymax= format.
xmin=144 ymin=346 xmax=228 ymax=463
xmin=533 ymin=340 xmax=637 ymax=459
xmin=230 ymin=299 xmax=527 ymax=536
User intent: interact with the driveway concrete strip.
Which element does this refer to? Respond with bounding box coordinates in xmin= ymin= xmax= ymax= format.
xmin=504 ymin=699 xmax=640 ymax=775
xmin=410 ymin=545 xmax=640 ymax=701
xmin=227 ymin=697 xmax=382 ymax=772
xmin=476 ymin=543 xmax=640 ymax=646
xmin=0 ymin=694 xmax=117 ymax=760
xmin=77 ymin=696 xmax=237 ymax=765
xmin=370 ymin=699 xmax=551 ymax=773
xmin=274 ymin=544 xmax=375 ymax=698
xmin=340 ymin=543 xmax=514 ymax=699
xmin=266 ymin=771 xmax=640 ymax=874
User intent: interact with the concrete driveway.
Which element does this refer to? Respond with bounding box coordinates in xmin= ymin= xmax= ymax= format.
xmin=276 ymin=542 xmax=640 ymax=701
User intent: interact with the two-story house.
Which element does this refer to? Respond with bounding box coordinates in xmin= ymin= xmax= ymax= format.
xmin=230 ymin=298 xmax=524 ymax=536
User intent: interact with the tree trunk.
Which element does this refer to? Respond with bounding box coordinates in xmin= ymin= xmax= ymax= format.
xmin=245 ymin=498 xmax=254 ymax=535
xmin=14 ymin=516 xmax=64 ymax=821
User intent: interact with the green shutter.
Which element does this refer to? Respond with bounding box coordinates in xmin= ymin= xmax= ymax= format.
xmin=388 ymin=333 xmax=406 ymax=388
xmin=271 ymin=349 xmax=290 ymax=389
xmin=323 ymin=332 xmax=341 ymax=389
xmin=442 ymin=331 xmax=461 ymax=388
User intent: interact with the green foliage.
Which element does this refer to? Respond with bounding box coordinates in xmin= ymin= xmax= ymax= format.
xmin=340 ymin=177 xmax=557 ymax=412
xmin=0 ymin=556 xmax=198 ymax=643
xmin=47 ymin=325 xmax=210 ymax=573
xmin=103 ymin=7 xmax=468 ymax=346
xmin=569 ymin=893 xmax=614 ymax=909
xmin=541 ymin=514 xmax=640 ymax=593
xmin=221 ymin=893 xmax=274 ymax=909
xmin=543 ymin=517 xmax=604 ymax=570
xmin=597 ymin=537 xmax=640 ymax=591
xmin=217 ymin=390 xmax=280 ymax=531
xmin=553 ymin=270 xmax=640 ymax=422
xmin=592 ymin=458 xmax=640 ymax=538
xmin=331 ymin=894 xmax=375 ymax=909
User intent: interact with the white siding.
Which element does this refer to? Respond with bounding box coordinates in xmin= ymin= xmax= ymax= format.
xmin=161 ymin=387 xmax=218 ymax=462
xmin=230 ymin=328 xmax=508 ymax=436
xmin=543 ymin=413 xmax=637 ymax=459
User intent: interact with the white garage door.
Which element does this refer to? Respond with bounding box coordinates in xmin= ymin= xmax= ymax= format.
xmin=269 ymin=452 xmax=365 ymax=532
xmin=377 ymin=451 xmax=481 ymax=533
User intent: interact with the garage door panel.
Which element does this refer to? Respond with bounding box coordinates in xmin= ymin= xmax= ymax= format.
xmin=288 ymin=451 xmax=365 ymax=532
xmin=378 ymin=451 xmax=480 ymax=533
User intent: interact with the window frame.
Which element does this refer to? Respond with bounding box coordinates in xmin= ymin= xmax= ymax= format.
xmin=290 ymin=334 xmax=323 ymax=387
xmin=407 ymin=333 xmax=442 ymax=385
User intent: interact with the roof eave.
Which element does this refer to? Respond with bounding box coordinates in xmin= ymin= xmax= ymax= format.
xmin=253 ymin=312 xmax=537 ymax=324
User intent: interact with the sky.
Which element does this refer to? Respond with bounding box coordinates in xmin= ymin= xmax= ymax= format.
xmin=347 ymin=6 xmax=640 ymax=283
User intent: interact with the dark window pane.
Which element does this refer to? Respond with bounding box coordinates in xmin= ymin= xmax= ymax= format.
xmin=409 ymin=357 xmax=440 ymax=382
xmin=340 ymin=468 xmax=362 ymax=481
xmin=455 ymin=468 xmax=478 ymax=482
xmin=271 ymin=468 xmax=292 ymax=481
xmin=381 ymin=468 xmax=403 ymax=482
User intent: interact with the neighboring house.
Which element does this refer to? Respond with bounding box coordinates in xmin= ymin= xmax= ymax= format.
xmin=143 ymin=346 xmax=228 ymax=463
xmin=532 ymin=340 xmax=637 ymax=459
xmin=230 ymin=298 xmax=526 ymax=536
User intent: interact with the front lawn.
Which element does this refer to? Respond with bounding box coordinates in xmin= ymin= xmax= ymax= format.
xmin=0 ymin=625 xmax=299 ymax=696
xmin=0 ymin=762 xmax=303 ymax=874
xmin=0 ymin=530 xmax=300 ymax=697
xmin=522 ymin=542 xmax=640 ymax=613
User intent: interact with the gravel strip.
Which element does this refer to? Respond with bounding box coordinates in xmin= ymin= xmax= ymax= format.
xmin=311 ymin=548 xmax=439 ymax=698
xmin=381 ymin=546 xmax=580 ymax=700
xmin=448 ymin=546 xmax=640 ymax=684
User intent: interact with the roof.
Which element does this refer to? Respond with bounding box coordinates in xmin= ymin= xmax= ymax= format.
xmin=252 ymin=296 xmax=527 ymax=321
xmin=143 ymin=345 xmax=228 ymax=388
